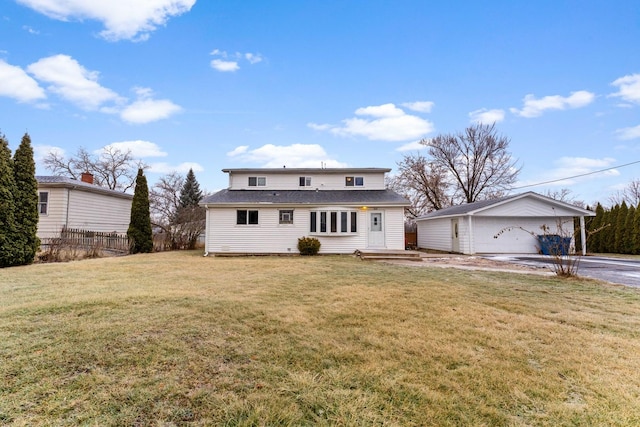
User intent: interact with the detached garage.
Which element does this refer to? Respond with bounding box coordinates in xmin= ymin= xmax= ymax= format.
xmin=415 ymin=192 xmax=595 ymax=255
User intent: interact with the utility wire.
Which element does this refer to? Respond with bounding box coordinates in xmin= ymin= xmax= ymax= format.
xmin=512 ymin=159 xmax=640 ymax=190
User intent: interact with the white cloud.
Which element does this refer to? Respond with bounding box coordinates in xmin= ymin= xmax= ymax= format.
xmin=33 ymin=144 xmax=64 ymax=164
xmin=615 ymin=124 xmax=640 ymax=140
xmin=120 ymin=98 xmax=182 ymax=123
xmin=469 ymin=108 xmax=505 ymax=124
xmin=27 ymin=54 xmax=122 ymax=110
xmin=210 ymin=49 xmax=264 ymax=72
xmin=312 ymin=103 xmax=434 ymax=142
xmin=610 ymin=73 xmax=640 ymax=105
xmin=396 ymin=141 xmax=427 ymax=152
xmin=101 ymin=140 xmax=167 ymax=157
xmin=16 ymin=0 xmax=196 ymax=41
xmin=227 ymin=143 xmax=347 ymax=168
xmin=119 ymin=87 xmax=181 ymax=124
xmin=401 ymin=101 xmax=434 ymax=113
xmin=307 ymin=123 xmax=332 ymax=131
xmin=510 ymin=90 xmax=595 ymax=118
xmin=210 ymin=59 xmax=239 ymax=72
xmin=245 ymin=53 xmax=263 ymax=64
xmin=227 ymin=145 xmax=249 ymax=156
xmin=148 ymin=161 xmax=203 ymax=174
xmin=0 ymin=59 xmax=46 ymax=103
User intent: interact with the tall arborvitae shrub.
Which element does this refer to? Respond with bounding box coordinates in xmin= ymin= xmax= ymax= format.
xmin=623 ymin=205 xmax=636 ymax=254
xmin=605 ymin=206 xmax=618 ymax=253
xmin=12 ymin=133 xmax=40 ymax=265
xmin=588 ymin=203 xmax=604 ymax=253
xmin=633 ymin=203 xmax=640 ymax=255
xmin=127 ymin=168 xmax=153 ymax=254
xmin=614 ymin=202 xmax=628 ymax=254
xmin=0 ymin=133 xmax=19 ymax=267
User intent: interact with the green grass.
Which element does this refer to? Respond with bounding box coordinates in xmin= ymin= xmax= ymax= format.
xmin=2 ymin=251 xmax=640 ymax=425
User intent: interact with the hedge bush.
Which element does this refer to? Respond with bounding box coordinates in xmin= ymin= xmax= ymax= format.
xmin=298 ymin=236 xmax=321 ymax=255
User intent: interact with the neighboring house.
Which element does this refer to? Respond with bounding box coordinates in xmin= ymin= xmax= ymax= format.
xmin=415 ymin=192 xmax=595 ymax=255
xmin=200 ymin=168 xmax=410 ymax=255
xmin=36 ymin=174 xmax=133 ymax=242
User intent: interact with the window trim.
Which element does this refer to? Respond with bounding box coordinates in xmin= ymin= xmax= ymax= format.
xmin=38 ymin=191 xmax=49 ymax=215
xmin=248 ymin=176 xmax=266 ymax=187
xmin=309 ymin=209 xmax=358 ymax=235
xmin=279 ymin=209 xmax=294 ymax=225
xmin=345 ymin=176 xmax=364 ymax=187
xmin=299 ymin=176 xmax=312 ymax=187
xmin=236 ymin=209 xmax=259 ymax=225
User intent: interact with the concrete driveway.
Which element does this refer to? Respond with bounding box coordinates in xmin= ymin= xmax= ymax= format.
xmin=484 ymin=255 xmax=640 ymax=288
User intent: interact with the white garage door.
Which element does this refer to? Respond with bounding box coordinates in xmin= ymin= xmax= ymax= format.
xmin=473 ymin=217 xmax=542 ymax=254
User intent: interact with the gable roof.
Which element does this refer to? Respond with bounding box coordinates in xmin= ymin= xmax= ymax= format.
xmin=416 ymin=191 xmax=594 ymax=220
xmin=37 ymin=176 xmax=133 ymax=200
xmin=201 ymin=189 xmax=409 ymax=206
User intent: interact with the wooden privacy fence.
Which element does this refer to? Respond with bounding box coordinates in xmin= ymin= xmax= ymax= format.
xmin=57 ymin=227 xmax=130 ymax=252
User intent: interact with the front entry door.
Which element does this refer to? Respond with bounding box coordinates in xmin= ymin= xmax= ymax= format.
xmin=451 ymin=219 xmax=460 ymax=253
xmin=368 ymin=212 xmax=385 ymax=247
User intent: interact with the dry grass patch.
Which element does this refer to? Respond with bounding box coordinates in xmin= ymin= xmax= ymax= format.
xmin=1 ymin=251 xmax=640 ymax=425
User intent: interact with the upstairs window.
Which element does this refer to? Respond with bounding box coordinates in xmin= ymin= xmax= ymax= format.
xmin=299 ymin=176 xmax=312 ymax=187
xmin=38 ymin=191 xmax=48 ymax=215
xmin=248 ymin=176 xmax=266 ymax=187
xmin=237 ymin=209 xmax=259 ymax=225
xmin=345 ymin=176 xmax=364 ymax=187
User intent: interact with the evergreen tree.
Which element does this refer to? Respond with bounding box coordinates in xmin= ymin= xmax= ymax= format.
xmin=605 ymin=206 xmax=619 ymax=253
xmin=633 ymin=203 xmax=640 ymax=255
xmin=623 ymin=205 xmax=636 ymax=254
xmin=13 ymin=133 xmax=40 ymax=265
xmin=614 ymin=201 xmax=628 ymax=254
xmin=601 ymin=209 xmax=612 ymax=253
xmin=179 ymin=168 xmax=203 ymax=208
xmin=127 ymin=168 xmax=153 ymax=254
xmin=0 ymin=133 xmax=19 ymax=267
xmin=588 ymin=203 xmax=604 ymax=253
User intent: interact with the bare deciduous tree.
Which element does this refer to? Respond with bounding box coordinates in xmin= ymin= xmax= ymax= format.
xmin=43 ymin=146 xmax=144 ymax=192
xmin=149 ymin=172 xmax=206 ymax=250
xmin=393 ymin=123 xmax=520 ymax=217
xmin=543 ymin=188 xmax=585 ymax=208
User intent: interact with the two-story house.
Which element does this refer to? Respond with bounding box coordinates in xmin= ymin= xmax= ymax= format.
xmin=200 ymin=168 xmax=410 ymax=255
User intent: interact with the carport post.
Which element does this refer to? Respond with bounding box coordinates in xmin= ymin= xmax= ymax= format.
xmin=580 ymin=216 xmax=587 ymax=256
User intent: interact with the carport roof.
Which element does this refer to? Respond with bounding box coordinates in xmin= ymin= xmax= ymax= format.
xmin=415 ymin=191 xmax=595 ymax=220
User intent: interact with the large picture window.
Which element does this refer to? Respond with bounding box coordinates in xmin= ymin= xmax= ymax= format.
xmin=237 ymin=209 xmax=259 ymax=225
xmin=310 ymin=210 xmax=358 ymax=234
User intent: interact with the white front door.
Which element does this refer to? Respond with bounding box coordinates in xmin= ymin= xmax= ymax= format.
xmin=368 ymin=211 xmax=385 ymax=247
xmin=451 ymin=218 xmax=460 ymax=253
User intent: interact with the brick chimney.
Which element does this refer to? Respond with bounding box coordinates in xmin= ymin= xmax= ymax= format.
xmin=80 ymin=172 xmax=94 ymax=184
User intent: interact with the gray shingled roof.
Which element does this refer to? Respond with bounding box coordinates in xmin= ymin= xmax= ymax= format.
xmin=222 ymin=167 xmax=391 ymax=174
xmin=201 ymin=189 xmax=409 ymax=206
xmin=416 ymin=191 xmax=594 ymax=220
xmin=36 ymin=176 xmax=133 ymax=199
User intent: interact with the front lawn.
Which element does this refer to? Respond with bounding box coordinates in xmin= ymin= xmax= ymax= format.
xmin=1 ymin=252 xmax=640 ymax=425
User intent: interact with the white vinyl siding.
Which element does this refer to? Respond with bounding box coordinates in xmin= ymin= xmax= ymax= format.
xmin=228 ymin=172 xmax=386 ymax=190
xmin=417 ymin=217 xmax=452 ymax=252
xmin=36 ymin=185 xmax=132 ymax=241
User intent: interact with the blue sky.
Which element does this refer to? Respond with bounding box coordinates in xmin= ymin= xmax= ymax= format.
xmin=1 ymin=0 xmax=639 ymax=206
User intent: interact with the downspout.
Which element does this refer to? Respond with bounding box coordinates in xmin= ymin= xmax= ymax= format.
xmin=467 ymin=215 xmax=474 ymax=255
xmin=203 ymin=205 xmax=210 ymax=256
xmin=65 ymin=187 xmax=72 ymax=229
